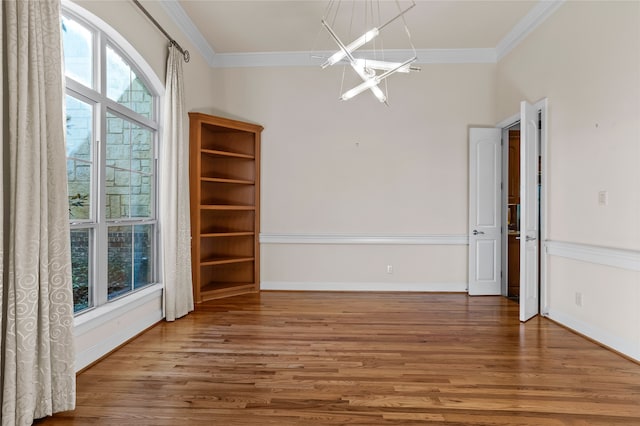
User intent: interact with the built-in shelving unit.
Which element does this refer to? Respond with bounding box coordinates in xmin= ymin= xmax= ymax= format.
xmin=189 ymin=112 xmax=262 ymax=303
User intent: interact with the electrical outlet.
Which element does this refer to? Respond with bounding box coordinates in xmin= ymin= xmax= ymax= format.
xmin=386 ymin=265 xmax=393 ymax=274
xmin=575 ymin=292 xmax=583 ymax=307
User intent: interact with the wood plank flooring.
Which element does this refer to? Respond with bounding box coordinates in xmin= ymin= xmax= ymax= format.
xmin=38 ymin=292 xmax=640 ymax=425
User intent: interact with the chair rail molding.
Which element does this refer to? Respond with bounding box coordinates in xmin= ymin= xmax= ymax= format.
xmin=545 ymin=240 xmax=640 ymax=272
xmin=259 ymin=233 xmax=469 ymax=246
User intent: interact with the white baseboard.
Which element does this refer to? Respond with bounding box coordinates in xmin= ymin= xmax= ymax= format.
xmin=261 ymin=281 xmax=467 ymax=292
xmin=546 ymin=308 xmax=639 ymax=362
xmin=75 ymin=308 xmax=162 ymax=372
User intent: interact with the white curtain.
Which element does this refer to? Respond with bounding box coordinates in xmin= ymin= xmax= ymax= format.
xmin=2 ymin=0 xmax=76 ymax=424
xmin=160 ymin=44 xmax=194 ymax=321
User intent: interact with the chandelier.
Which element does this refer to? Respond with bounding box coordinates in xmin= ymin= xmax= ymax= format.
xmin=319 ymin=0 xmax=420 ymax=105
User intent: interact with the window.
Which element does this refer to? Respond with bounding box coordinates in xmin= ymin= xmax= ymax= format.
xmin=62 ymin=10 xmax=159 ymax=314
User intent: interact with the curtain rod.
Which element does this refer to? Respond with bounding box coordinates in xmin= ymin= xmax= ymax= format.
xmin=132 ymin=0 xmax=190 ymax=62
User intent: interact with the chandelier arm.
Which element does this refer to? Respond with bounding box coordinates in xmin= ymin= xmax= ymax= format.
xmin=376 ymin=56 xmax=417 ymax=81
xmin=376 ymin=0 xmax=382 ymax=60
xmin=321 ymin=20 xmax=356 ymax=63
xmin=341 ymin=79 xmax=380 ymax=100
xmin=321 ymin=24 xmax=380 ymax=68
xmin=322 ymin=0 xmax=335 ymax=21
xmin=353 ymin=59 xmax=411 ymax=73
xmin=378 ymin=1 xmax=416 ymax=32
xmin=340 ymin=62 xmax=347 ymax=98
xmin=348 ymin=62 xmax=387 ymax=103
xmin=395 ymin=0 xmax=418 ymax=55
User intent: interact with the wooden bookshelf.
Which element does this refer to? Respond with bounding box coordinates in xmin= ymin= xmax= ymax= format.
xmin=189 ymin=112 xmax=262 ymax=303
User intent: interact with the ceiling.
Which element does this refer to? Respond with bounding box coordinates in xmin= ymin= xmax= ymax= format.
xmin=175 ymin=0 xmax=539 ymax=55
xmin=157 ymin=1 xmax=564 ymax=67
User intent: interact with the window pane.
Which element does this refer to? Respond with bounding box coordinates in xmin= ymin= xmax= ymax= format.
xmin=108 ymin=226 xmax=133 ymax=300
xmin=130 ymin=173 xmax=152 ymax=218
xmin=106 ymin=166 xmax=130 ymax=219
xmin=71 ymin=228 xmax=92 ymax=312
xmin=65 ymin=95 xmax=92 ymax=160
xmin=134 ymin=224 xmax=153 ymax=289
xmin=106 ymin=45 xmax=153 ymax=118
xmin=62 ymin=16 xmax=93 ymax=88
xmin=108 ymin=225 xmax=154 ymax=300
xmin=65 ymin=95 xmax=93 ymax=220
xmin=106 ymin=113 xmax=153 ymax=219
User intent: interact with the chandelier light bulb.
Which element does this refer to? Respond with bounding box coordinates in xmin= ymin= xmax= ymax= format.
xmin=323 ymin=28 xmax=380 ymax=68
xmin=354 ymin=58 xmax=412 ymax=74
xmin=341 ymin=78 xmax=381 ymax=101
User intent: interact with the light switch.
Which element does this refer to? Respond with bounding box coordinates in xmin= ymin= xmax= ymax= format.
xmin=598 ymin=190 xmax=608 ymax=206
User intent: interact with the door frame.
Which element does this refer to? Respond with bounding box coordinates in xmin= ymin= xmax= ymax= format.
xmin=496 ymin=98 xmax=549 ymax=316
xmin=500 ymin=123 xmax=519 ymax=298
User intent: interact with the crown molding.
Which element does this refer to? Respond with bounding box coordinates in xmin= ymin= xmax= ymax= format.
xmin=211 ymin=48 xmax=497 ymax=68
xmin=157 ymin=0 xmax=216 ymax=66
xmin=496 ymin=0 xmax=565 ymax=61
xmin=161 ymin=0 xmax=563 ymax=68
xmin=415 ymin=48 xmax=497 ymax=64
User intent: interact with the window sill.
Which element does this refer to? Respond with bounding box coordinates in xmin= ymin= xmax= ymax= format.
xmin=74 ymin=283 xmax=164 ymax=336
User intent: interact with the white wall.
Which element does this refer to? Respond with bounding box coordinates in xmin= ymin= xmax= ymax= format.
xmin=497 ymin=1 xmax=640 ymax=360
xmin=69 ymin=0 xmax=640 ymax=366
xmin=70 ymin=0 xmax=214 ymax=370
xmin=209 ymin=64 xmax=496 ymax=291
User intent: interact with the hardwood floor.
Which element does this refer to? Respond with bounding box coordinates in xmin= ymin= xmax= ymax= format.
xmin=39 ymin=292 xmax=640 ymax=425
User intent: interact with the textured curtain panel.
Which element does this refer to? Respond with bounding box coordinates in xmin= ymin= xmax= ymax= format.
xmin=160 ymin=44 xmax=194 ymax=321
xmin=2 ymin=0 xmax=76 ymax=424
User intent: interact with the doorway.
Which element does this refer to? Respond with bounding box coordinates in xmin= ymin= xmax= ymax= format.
xmin=499 ymin=101 xmax=546 ymax=321
xmin=503 ymin=124 xmax=521 ymax=302
xmin=468 ymin=99 xmax=547 ymax=320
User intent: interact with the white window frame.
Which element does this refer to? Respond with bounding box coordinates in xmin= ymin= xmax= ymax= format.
xmin=63 ymin=1 xmax=165 ymax=316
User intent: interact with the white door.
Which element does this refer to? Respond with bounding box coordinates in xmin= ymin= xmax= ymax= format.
xmin=519 ymin=101 xmax=540 ymax=321
xmin=468 ymin=128 xmax=501 ymax=295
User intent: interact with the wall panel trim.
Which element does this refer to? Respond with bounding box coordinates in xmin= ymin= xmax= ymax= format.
xmin=546 ymin=240 xmax=640 ymax=272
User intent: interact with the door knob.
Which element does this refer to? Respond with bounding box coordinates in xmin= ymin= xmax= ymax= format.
xmin=526 ymin=236 xmax=537 ymax=242
xmin=472 ymin=230 xmax=485 ymax=235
